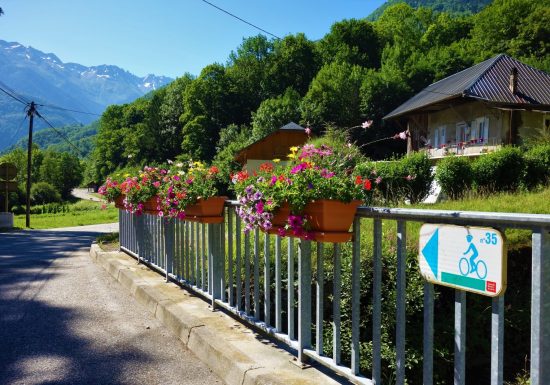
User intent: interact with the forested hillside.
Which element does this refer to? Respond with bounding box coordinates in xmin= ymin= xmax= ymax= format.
xmin=4 ymin=122 xmax=98 ymax=158
xmin=90 ymin=0 xmax=549 ymax=184
xmin=367 ymin=0 xmax=492 ymax=20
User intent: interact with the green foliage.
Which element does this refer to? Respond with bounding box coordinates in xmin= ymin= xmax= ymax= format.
xmin=30 ymin=181 xmax=61 ymax=204
xmin=435 ymin=156 xmax=473 ymax=199
xmin=472 ymin=147 xmax=525 ymax=193
xmin=300 ymin=62 xmax=367 ymax=130
xmin=362 ymin=152 xmax=433 ymax=204
xmin=367 ymin=0 xmax=492 ymax=21
xmin=251 ymin=88 xmax=301 ymax=140
xmin=318 ymin=19 xmax=381 ymax=68
xmin=523 ymin=143 xmax=550 ymax=188
xmin=39 ymin=150 xmax=83 ymax=199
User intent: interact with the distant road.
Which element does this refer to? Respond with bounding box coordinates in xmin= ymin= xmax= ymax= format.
xmin=72 ymin=188 xmax=103 ymax=202
xmin=0 ymin=225 xmax=222 ymax=385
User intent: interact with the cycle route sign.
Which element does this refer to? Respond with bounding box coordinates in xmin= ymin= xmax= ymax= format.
xmin=418 ymin=224 xmax=507 ymax=297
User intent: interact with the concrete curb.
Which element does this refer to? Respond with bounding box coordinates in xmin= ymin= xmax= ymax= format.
xmin=90 ymin=244 xmax=344 ymax=385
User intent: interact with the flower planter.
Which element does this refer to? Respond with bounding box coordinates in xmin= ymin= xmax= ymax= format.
xmin=183 ymin=196 xmax=227 ymax=223
xmin=142 ymin=196 xmax=159 ymax=214
xmin=267 ymin=200 xmax=362 ymax=243
xmin=303 ymin=199 xmax=362 ymax=232
xmin=271 ymin=203 xmax=291 ymax=228
xmin=114 ymin=194 xmax=125 ymax=209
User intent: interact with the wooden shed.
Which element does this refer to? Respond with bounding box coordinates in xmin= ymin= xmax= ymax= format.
xmin=235 ymin=122 xmax=308 ymax=171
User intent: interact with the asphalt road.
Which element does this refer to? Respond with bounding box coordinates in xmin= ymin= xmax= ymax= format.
xmin=0 ymin=225 xmax=222 ymax=385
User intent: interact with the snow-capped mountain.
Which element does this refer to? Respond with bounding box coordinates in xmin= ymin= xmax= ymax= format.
xmin=0 ymin=40 xmax=173 ymax=151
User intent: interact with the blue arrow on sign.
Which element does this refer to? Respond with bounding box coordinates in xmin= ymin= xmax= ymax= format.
xmin=422 ymin=229 xmax=439 ymax=278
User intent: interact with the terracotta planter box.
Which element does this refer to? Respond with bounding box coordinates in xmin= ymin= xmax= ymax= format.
xmin=267 ymin=199 xmax=362 ymax=243
xmin=303 ymin=199 xmax=362 ymax=233
xmin=270 ymin=203 xmax=291 ymax=228
xmin=142 ymin=196 xmax=159 ymax=213
xmin=114 ymin=194 xmax=125 ymax=209
xmin=184 ymin=196 xmax=227 ymax=223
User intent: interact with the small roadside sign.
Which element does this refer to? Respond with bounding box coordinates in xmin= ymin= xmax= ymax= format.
xmin=418 ymin=224 xmax=507 ymax=297
xmin=0 ymin=181 xmax=18 ymax=192
xmin=0 ymin=163 xmax=17 ymax=181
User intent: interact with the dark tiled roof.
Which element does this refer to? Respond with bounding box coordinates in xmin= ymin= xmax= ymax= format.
xmin=384 ymin=54 xmax=550 ymax=120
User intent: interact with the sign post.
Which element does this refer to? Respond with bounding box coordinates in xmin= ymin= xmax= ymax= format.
xmin=419 ymin=224 xmax=507 ymax=297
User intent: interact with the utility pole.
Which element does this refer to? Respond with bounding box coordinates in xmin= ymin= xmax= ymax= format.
xmin=26 ymin=101 xmax=36 ymax=228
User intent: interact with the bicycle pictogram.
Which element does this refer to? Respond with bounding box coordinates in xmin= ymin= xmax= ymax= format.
xmin=458 ymin=234 xmax=487 ymax=279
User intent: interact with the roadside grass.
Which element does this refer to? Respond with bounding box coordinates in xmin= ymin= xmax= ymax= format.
xmin=97 ymin=232 xmax=119 ymax=251
xmin=14 ymin=200 xmax=118 ymax=229
xmin=408 ymin=186 xmax=550 ymax=250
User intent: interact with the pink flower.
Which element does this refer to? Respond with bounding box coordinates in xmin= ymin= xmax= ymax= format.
xmin=277 ymin=228 xmax=286 ymax=237
xmin=153 ymin=181 xmax=161 ymax=188
xmin=305 ymin=127 xmax=311 ymax=136
xmin=375 ymin=176 xmax=382 ymax=184
xmin=362 ymin=120 xmax=373 ymax=129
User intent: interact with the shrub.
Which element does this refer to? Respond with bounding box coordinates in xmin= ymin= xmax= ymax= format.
xmin=472 ymin=147 xmax=525 ymax=193
xmin=30 ymin=182 xmax=61 ymax=204
xmin=435 ymin=156 xmax=473 ymax=199
xmin=523 ymin=143 xmax=550 ymax=188
xmin=365 ymin=152 xmax=433 ymax=204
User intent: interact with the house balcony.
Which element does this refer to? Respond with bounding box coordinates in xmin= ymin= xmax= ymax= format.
xmin=423 ymin=137 xmax=502 ymax=159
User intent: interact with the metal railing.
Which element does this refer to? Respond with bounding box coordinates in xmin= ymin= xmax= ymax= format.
xmin=119 ymin=203 xmax=550 ymax=385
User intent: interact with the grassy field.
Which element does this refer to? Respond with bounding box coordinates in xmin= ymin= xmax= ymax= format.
xmin=14 ymin=200 xmax=119 ymax=229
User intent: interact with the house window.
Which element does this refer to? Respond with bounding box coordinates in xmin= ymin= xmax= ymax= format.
xmin=474 ymin=117 xmax=489 ymax=144
xmin=456 ymin=122 xmax=467 ymax=144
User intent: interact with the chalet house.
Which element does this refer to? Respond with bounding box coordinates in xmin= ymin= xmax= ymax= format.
xmin=235 ymin=122 xmax=308 ymax=171
xmin=384 ymin=54 xmax=550 ymax=159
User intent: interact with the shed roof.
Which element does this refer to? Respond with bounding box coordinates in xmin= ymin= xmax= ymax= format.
xmin=384 ymin=54 xmax=550 ymax=120
xmin=234 ymin=122 xmax=308 ymax=165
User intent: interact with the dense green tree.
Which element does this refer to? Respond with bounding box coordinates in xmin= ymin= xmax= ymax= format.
xmin=251 ymin=88 xmax=301 ymax=140
xmin=267 ymin=33 xmax=320 ymax=96
xmin=470 ymin=0 xmax=542 ymax=60
xmin=318 ymin=19 xmax=381 ymax=69
xmin=300 ymin=62 xmax=367 ymax=131
xmin=40 ymin=151 xmax=82 ymax=198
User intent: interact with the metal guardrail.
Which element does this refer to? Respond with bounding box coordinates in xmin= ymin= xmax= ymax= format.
xmin=119 ymin=203 xmax=550 ymax=385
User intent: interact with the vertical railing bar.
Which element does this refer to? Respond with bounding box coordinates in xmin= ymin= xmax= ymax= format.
xmin=202 ymin=223 xmax=206 ymax=291
xmin=298 ymin=239 xmax=312 ymax=364
xmin=316 ymin=242 xmax=324 ymax=356
xmin=184 ymin=219 xmax=189 ymax=281
xmin=236 ymin=216 xmax=242 ymax=312
xmin=491 ymin=295 xmax=504 ymax=385
xmin=254 ymin=228 xmax=260 ymax=320
xmin=423 ymin=282 xmax=434 ymax=385
xmin=333 ymin=243 xmax=341 ymax=365
xmin=530 ymin=227 xmax=550 ymax=385
xmin=396 ymin=220 xmax=407 ymax=385
xmin=264 ymin=233 xmax=271 ymax=326
xmin=245 ymin=231 xmax=251 ymax=315
xmin=208 ymin=223 xmax=214 ymax=296
xmin=179 ymin=220 xmax=184 ymax=279
xmin=288 ymin=238 xmax=295 ymax=340
xmin=275 ymin=235 xmax=282 ymax=331
xmin=372 ymin=219 xmax=382 ymax=384
xmin=189 ymin=221 xmax=193 ymax=283
xmin=165 ymin=218 xmax=173 ymax=282
xmin=221 ymin=218 xmax=226 ymax=303
xmin=228 ymin=209 xmax=234 ymax=307
xmin=351 ymin=218 xmax=361 ymax=375
xmin=195 ymin=221 xmax=199 ymax=286
xmin=454 ymin=290 xmax=466 ymax=385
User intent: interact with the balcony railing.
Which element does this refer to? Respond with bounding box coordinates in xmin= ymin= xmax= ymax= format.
xmin=424 ymin=137 xmax=501 ymax=158
xmin=118 ymin=203 xmax=550 ymax=385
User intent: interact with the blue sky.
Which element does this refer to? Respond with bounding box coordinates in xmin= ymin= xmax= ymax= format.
xmin=0 ymin=0 xmax=386 ymax=78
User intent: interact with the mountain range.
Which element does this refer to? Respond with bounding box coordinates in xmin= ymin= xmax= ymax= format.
xmin=367 ymin=0 xmax=492 ymax=20
xmin=0 ymin=39 xmax=172 ymax=151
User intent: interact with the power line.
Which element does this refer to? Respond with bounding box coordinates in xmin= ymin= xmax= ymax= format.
xmin=37 ymin=103 xmax=102 ymax=117
xmin=0 ymin=80 xmax=30 ymax=104
xmin=0 ymin=84 xmax=29 ymax=106
xmin=5 ymin=114 xmax=28 ymax=149
xmin=34 ymin=110 xmax=86 ymax=157
xmin=199 ymin=0 xmax=281 ymax=40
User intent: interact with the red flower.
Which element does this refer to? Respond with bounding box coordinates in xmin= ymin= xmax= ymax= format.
xmin=259 ymin=162 xmax=274 ymax=173
xmin=363 ymin=179 xmax=372 ymax=191
xmin=209 ymin=166 xmax=219 ymax=174
xmin=355 ymin=175 xmax=362 ymax=185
